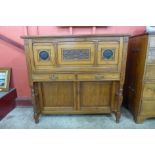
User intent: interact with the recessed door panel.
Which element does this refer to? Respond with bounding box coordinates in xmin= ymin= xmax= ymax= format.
xmin=41 ymin=82 xmax=75 ymax=110
xmin=143 ymin=83 xmax=155 ymax=99
xmin=147 ymin=48 xmax=155 ymax=64
xmin=97 ymin=42 xmax=120 ymax=65
xmin=140 ymin=100 xmax=155 ymax=115
xmin=145 ymin=65 xmax=155 ymax=79
xmin=80 ymin=81 xmax=112 ymax=111
xmin=32 ymin=43 xmax=55 ymax=70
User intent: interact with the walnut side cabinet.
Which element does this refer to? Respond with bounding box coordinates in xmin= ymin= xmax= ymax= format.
xmin=22 ymin=35 xmax=129 ymax=123
xmin=124 ymin=33 xmax=155 ymax=123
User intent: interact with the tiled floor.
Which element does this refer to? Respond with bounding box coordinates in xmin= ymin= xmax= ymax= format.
xmin=0 ymin=106 xmax=155 ymax=129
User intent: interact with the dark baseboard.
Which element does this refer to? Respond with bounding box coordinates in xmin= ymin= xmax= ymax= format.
xmin=16 ymin=97 xmax=32 ymax=106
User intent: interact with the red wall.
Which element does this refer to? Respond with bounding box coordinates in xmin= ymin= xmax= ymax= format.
xmin=0 ymin=26 xmax=145 ymax=99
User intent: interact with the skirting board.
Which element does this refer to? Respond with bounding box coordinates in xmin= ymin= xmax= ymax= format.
xmin=16 ymin=97 xmax=32 ymax=106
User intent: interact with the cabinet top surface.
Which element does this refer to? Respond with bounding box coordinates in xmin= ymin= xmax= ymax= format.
xmin=130 ymin=32 xmax=155 ymax=38
xmin=21 ymin=34 xmax=130 ymax=39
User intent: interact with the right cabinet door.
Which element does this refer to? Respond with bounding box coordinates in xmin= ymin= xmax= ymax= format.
xmin=79 ymin=81 xmax=112 ymax=113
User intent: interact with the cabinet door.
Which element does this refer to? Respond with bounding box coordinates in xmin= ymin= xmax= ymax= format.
xmin=149 ymin=36 xmax=155 ymax=47
xmin=97 ymin=42 xmax=120 ymax=65
xmin=140 ymin=100 xmax=155 ymax=115
xmin=143 ymin=83 xmax=155 ymax=99
xmin=79 ymin=81 xmax=112 ymax=112
xmin=145 ymin=65 xmax=155 ymax=79
xmin=147 ymin=48 xmax=155 ymax=64
xmin=32 ymin=43 xmax=55 ymax=71
xmin=40 ymin=82 xmax=76 ymax=112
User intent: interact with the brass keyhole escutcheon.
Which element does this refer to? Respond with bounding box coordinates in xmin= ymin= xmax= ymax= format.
xmin=95 ymin=75 xmax=104 ymax=80
xmin=49 ymin=74 xmax=58 ymax=80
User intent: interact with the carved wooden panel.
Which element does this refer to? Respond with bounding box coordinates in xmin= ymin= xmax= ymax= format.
xmin=33 ymin=43 xmax=55 ymax=70
xmin=63 ymin=49 xmax=90 ymax=60
xmin=97 ymin=42 xmax=120 ymax=65
xmin=58 ymin=42 xmax=95 ymax=65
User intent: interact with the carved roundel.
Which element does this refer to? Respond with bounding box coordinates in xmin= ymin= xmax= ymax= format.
xmin=102 ymin=49 xmax=114 ymax=59
xmin=39 ymin=51 xmax=49 ymax=60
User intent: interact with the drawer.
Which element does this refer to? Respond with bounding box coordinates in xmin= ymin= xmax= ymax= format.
xmin=149 ymin=36 xmax=155 ymax=47
xmin=140 ymin=100 xmax=155 ymax=115
xmin=145 ymin=65 xmax=155 ymax=79
xmin=143 ymin=83 xmax=155 ymax=99
xmin=32 ymin=73 xmax=76 ymax=81
xmin=77 ymin=73 xmax=120 ymax=81
xmin=57 ymin=42 xmax=95 ymax=65
xmin=147 ymin=48 xmax=155 ymax=64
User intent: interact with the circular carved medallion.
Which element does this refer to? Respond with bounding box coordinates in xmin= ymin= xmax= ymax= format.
xmin=103 ymin=49 xmax=113 ymax=59
xmin=39 ymin=51 xmax=49 ymax=60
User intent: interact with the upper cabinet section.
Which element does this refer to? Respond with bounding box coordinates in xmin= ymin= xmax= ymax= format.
xmin=23 ymin=35 xmax=128 ymax=73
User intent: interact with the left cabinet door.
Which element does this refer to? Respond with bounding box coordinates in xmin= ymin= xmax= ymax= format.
xmin=32 ymin=43 xmax=55 ymax=72
xmin=39 ymin=82 xmax=76 ymax=113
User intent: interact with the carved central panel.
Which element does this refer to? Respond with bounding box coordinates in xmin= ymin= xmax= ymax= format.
xmin=63 ymin=49 xmax=90 ymax=60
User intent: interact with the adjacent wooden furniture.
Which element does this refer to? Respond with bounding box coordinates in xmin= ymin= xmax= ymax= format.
xmin=22 ymin=35 xmax=129 ymax=123
xmin=0 ymin=88 xmax=17 ymax=120
xmin=124 ymin=33 xmax=155 ymax=123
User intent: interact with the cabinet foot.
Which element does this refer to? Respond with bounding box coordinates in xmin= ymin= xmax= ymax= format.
xmin=115 ymin=112 xmax=121 ymax=123
xmin=135 ymin=116 xmax=145 ymax=124
xmin=34 ymin=113 xmax=40 ymax=124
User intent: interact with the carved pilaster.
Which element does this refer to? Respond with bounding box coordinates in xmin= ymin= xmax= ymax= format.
xmin=115 ymin=88 xmax=123 ymax=123
xmin=31 ymin=84 xmax=40 ymax=124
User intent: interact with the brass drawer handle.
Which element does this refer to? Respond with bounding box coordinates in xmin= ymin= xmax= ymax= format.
xmin=95 ymin=75 xmax=104 ymax=80
xmin=49 ymin=74 xmax=58 ymax=80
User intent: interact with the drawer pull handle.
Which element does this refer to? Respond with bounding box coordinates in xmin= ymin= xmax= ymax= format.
xmin=49 ymin=74 xmax=58 ymax=80
xmin=95 ymin=75 xmax=104 ymax=80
